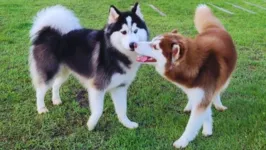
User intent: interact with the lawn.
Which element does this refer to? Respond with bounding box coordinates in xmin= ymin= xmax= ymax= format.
xmin=0 ymin=0 xmax=266 ymax=149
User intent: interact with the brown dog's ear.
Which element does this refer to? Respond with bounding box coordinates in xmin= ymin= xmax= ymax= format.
xmin=108 ymin=5 xmax=120 ymax=24
xmin=171 ymin=44 xmax=182 ymax=64
xmin=171 ymin=29 xmax=178 ymax=34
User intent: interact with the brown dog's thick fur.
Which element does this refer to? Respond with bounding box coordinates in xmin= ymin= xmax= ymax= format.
xmin=135 ymin=5 xmax=238 ymax=148
xmin=135 ymin=5 xmax=237 ymax=147
xmin=161 ymin=6 xmax=237 ymax=110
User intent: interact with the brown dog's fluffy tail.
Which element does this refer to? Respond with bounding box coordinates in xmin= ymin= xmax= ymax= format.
xmin=194 ymin=4 xmax=225 ymax=33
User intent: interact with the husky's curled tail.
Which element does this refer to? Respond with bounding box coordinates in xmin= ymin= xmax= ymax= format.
xmin=30 ymin=5 xmax=81 ymax=42
xmin=29 ymin=5 xmax=81 ymax=86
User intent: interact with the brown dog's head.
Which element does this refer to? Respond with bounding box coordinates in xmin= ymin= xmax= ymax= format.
xmin=136 ymin=30 xmax=187 ymax=68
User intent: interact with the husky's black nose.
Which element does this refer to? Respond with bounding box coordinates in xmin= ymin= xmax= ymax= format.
xmin=129 ymin=42 xmax=137 ymax=51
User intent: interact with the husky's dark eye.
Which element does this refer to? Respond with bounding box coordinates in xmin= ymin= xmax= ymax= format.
xmin=121 ymin=31 xmax=127 ymax=35
xmin=133 ymin=29 xmax=138 ymax=34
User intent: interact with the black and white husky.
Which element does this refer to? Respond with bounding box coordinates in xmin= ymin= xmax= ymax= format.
xmin=29 ymin=3 xmax=148 ymax=130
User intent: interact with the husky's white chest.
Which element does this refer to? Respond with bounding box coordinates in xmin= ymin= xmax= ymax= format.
xmin=107 ymin=62 xmax=140 ymax=90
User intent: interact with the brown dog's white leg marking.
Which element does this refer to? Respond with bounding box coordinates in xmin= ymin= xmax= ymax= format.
xmin=202 ymin=106 xmax=213 ymax=136
xmin=173 ymin=88 xmax=212 ymax=148
xmin=213 ymin=94 xmax=227 ymax=111
xmin=183 ymin=100 xmax=192 ymax=113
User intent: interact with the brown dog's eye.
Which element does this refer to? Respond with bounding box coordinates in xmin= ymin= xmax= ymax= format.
xmin=152 ymin=45 xmax=158 ymax=50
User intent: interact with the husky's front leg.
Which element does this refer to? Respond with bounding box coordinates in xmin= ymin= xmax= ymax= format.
xmin=110 ymin=86 xmax=138 ymax=129
xmin=87 ymin=87 xmax=105 ymax=131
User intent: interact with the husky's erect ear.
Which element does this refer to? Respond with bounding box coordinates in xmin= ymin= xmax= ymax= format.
xmin=131 ymin=2 xmax=144 ymax=20
xmin=108 ymin=5 xmax=120 ymax=24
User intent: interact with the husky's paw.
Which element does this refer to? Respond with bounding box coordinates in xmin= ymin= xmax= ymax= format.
xmin=38 ymin=107 xmax=49 ymax=114
xmin=52 ymin=99 xmax=62 ymax=105
xmin=122 ymin=121 xmax=139 ymax=129
xmin=183 ymin=108 xmax=191 ymax=113
xmin=87 ymin=120 xmax=97 ymax=131
xmin=202 ymin=128 xmax=213 ymax=137
xmin=214 ymin=105 xmax=227 ymax=112
xmin=87 ymin=116 xmax=100 ymax=131
xmin=173 ymin=138 xmax=189 ymax=149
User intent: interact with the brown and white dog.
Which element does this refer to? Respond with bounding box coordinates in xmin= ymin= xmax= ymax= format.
xmin=134 ymin=4 xmax=237 ymax=148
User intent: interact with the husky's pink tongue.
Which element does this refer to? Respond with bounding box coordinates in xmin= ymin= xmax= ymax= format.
xmin=137 ymin=56 xmax=148 ymax=62
xmin=136 ymin=56 xmax=156 ymax=62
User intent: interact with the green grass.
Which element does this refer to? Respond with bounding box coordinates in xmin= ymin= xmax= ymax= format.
xmin=0 ymin=0 xmax=266 ymax=149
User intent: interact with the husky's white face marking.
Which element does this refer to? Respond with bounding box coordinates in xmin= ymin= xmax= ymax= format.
xmin=126 ymin=16 xmax=132 ymax=28
xmin=135 ymin=36 xmax=167 ymax=69
xmin=110 ymin=16 xmax=148 ymax=53
xmin=108 ymin=3 xmax=148 ymax=55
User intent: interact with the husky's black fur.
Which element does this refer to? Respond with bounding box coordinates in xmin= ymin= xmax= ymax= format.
xmin=32 ymin=6 xmax=148 ymax=89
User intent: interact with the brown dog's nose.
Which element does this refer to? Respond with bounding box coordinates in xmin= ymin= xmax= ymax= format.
xmin=129 ymin=42 xmax=137 ymax=51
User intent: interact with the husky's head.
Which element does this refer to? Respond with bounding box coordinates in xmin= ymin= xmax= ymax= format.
xmin=105 ymin=3 xmax=149 ymax=55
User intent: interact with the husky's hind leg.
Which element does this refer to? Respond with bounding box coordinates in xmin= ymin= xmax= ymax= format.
xmin=52 ymin=67 xmax=69 ymax=105
xmin=30 ymin=43 xmax=60 ymax=114
xmin=30 ymin=57 xmax=51 ymax=114
xmin=36 ymin=84 xmax=49 ymax=114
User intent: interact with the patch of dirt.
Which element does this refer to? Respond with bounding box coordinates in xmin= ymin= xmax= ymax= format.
xmin=248 ymin=65 xmax=256 ymax=71
xmin=76 ymin=90 xmax=89 ymax=108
